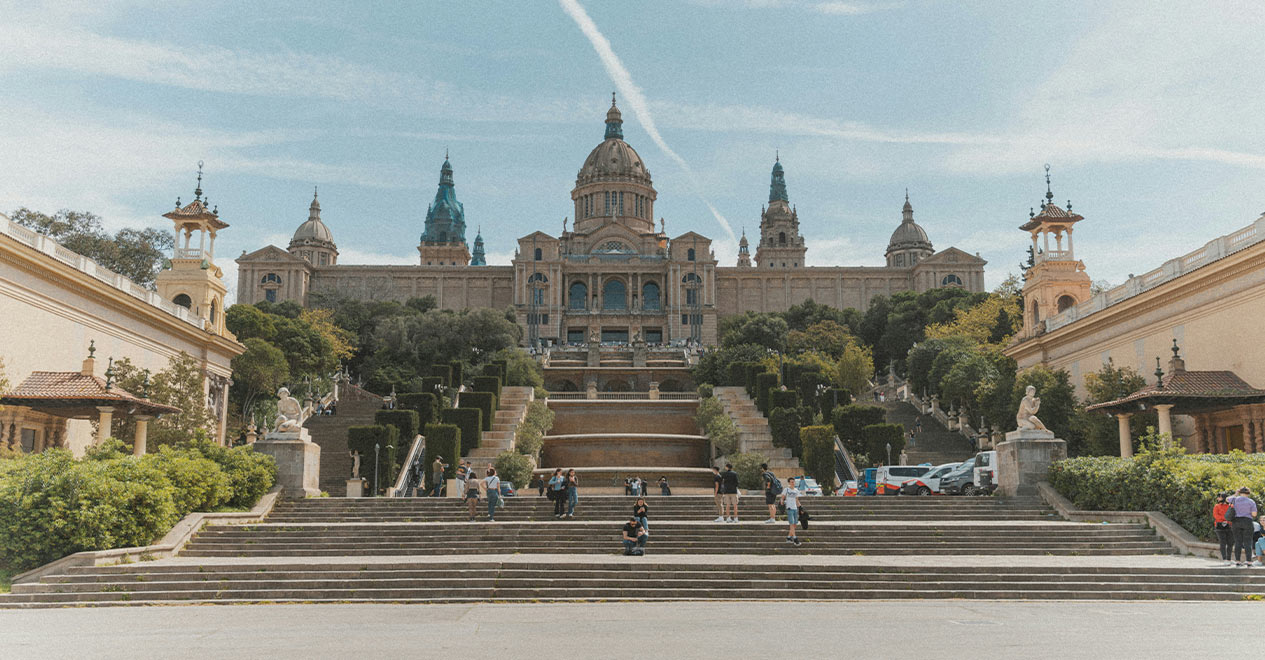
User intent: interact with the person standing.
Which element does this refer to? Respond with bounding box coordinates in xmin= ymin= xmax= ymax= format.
xmin=622 ymin=515 xmax=648 ymax=556
xmin=633 ymin=497 xmax=650 ymax=533
xmin=465 ymin=469 xmax=481 ymax=522
xmin=1229 ymin=487 xmax=1258 ymax=566
xmin=712 ymin=466 xmax=725 ymax=522
xmin=484 ymin=467 xmax=501 ymax=522
xmin=565 ymin=468 xmax=580 ymax=518
xmin=779 ymin=478 xmax=803 ymax=546
xmin=760 ymin=463 xmax=781 ymax=524
xmin=548 ymin=468 xmax=567 ymax=518
xmin=1213 ymin=492 xmax=1233 ymax=565
xmin=431 ymin=456 xmax=448 ymax=497
xmin=720 ymin=462 xmax=740 ymax=523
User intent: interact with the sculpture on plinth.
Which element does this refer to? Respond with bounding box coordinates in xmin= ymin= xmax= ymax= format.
xmin=1015 ymin=385 xmax=1048 ymax=431
xmin=275 ymin=387 xmax=303 ymax=433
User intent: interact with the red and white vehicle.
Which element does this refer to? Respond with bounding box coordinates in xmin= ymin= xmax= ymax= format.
xmin=898 ymin=462 xmax=963 ymax=495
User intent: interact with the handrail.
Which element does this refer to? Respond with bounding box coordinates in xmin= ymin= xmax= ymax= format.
xmin=388 ymin=434 xmax=426 ymax=497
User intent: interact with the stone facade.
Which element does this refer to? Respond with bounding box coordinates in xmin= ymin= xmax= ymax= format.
xmin=237 ymin=97 xmax=986 ymax=344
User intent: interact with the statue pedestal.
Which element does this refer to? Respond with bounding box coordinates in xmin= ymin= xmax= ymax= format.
xmin=255 ymin=429 xmax=321 ymax=498
xmin=996 ymin=429 xmax=1066 ymax=497
xmin=345 ymin=478 xmax=365 ymax=498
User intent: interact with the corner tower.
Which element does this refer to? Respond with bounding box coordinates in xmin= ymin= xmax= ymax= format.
xmin=571 ymin=94 xmax=657 ymax=236
xmin=156 ymin=161 xmax=231 ymax=336
xmin=1018 ymin=165 xmax=1092 ymax=338
xmin=754 ymin=157 xmax=806 ymax=269
xmin=418 ymin=156 xmax=471 ymax=266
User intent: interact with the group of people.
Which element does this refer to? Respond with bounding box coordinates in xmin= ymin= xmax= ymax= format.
xmin=624 ymin=476 xmax=671 ymax=496
xmin=1213 ymin=487 xmax=1265 ymax=566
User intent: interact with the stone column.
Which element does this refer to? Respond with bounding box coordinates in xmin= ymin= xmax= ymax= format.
xmin=96 ymin=406 xmax=115 ymax=444
xmin=133 ymin=415 xmax=153 ymax=456
xmin=1117 ymin=413 xmax=1133 ymax=458
xmin=1154 ymin=404 xmax=1174 ymax=448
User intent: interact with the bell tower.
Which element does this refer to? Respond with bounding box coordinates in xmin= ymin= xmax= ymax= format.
xmin=156 ymin=161 xmax=231 ymax=337
xmin=1018 ymin=165 xmax=1092 ymax=338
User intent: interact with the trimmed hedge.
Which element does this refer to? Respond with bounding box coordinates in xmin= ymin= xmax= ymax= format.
xmin=801 ymin=425 xmax=837 ymax=495
xmin=426 ymin=364 xmax=452 ymax=387
xmin=347 ymin=424 xmax=399 ymax=495
xmin=396 ymin=392 xmax=438 ymax=429
xmin=472 ymin=375 xmax=502 ymax=399
xmin=769 ymin=390 xmax=799 ymax=410
xmin=1049 ymin=450 xmax=1265 ymax=542
xmin=769 ymin=407 xmax=802 ymax=457
xmin=449 ymin=360 xmax=464 ymax=387
xmin=832 ymin=404 xmax=885 ymax=458
xmin=861 ymin=423 xmax=905 ymax=466
xmin=423 ymin=423 xmax=461 ymax=492
xmin=755 ymin=373 xmax=779 ymax=414
xmin=441 ymin=407 xmax=482 ymax=451
xmin=461 ymin=391 xmax=498 ymax=432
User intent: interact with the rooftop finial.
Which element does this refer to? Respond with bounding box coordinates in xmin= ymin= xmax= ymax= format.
xmin=194 ymin=160 xmax=204 ymax=201
xmin=1044 ymin=163 xmax=1053 ymax=204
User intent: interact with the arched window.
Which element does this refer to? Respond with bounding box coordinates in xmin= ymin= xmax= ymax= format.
xmin=602 ymin=279 xmax=626 ymax=310
xmin=534 ymin=247 xmax=543 ymax=261
xmin=687 ymin=247 xmax=696 ymax=261
xmin=642 ymin=282 xmax=661 ymax=310
xmin=941 ymin=274 xmax=964 ymax=287
xmin=778 ymin=232 xmax=787 ymax=246
xmin=568 ymin=281 xmax=588 ymax=310
xmin=172 ymin=293 xmax=192 ymax=308
xmin=1057 ymin=294 xmax=1076 ymax=312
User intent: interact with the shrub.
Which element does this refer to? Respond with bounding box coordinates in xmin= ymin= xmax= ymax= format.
xmin=472 ymin=375 xmax=502 ymax=399
xmin=755 ymin=373 xmax=779 ymax=414
xmin=731 ymin=452 xmax=767 ymax=490
xmin=769 ymin=407 xmax=802 ymax=457
xmin=423 ymin=423 xmax=461 ymax=492
xmin=769 ymin=390 xmax=799 ymax=410
xmin=515 ymin=399 xmax=554 ymax=458
xmin=801 ymin=425 xmax=836 ymax=495
xmin=146 ymin=447 xmax=232 ymax=516
xmin=460 ymin=391 xmax=497 ymax=431
xmin=346 ymin=425 xmax=399 ymax=495
xmin=494 ymin=451 xmax=534 ymax=489
xmin=396 ymin=392 xmax=438 ymax=429
xmin=832 ymin=404 xmax=886 ymax=458
xmin=426 ymin=364 xmax=452 ymax=387
xmin=1049 ymin=447 xmax=1265 ymax=541
xmin=449 ymin=360 xmax=465 ymax=388
xmin=698 ymin=383 xmax=714 ymax=399
xmin=861 ymin=423 xmax=905 ymax=466
xmin=441 ymin=407 xmax=482 ymax=451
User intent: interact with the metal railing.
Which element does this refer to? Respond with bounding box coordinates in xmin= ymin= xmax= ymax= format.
xmin=388 ymin=434 xmax=426 ymax=497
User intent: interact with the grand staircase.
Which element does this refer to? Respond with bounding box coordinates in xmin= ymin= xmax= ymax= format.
xmin=10 ymin=495 xmax=1258 ymax=607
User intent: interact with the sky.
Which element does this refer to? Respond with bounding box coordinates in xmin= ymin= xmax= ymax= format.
xmin=2 ymin=1 xmax=1264 ymax=302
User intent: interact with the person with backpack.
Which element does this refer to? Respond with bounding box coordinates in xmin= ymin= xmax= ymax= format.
xmin=548 ymin=468 xmax=567 ymax=518
xmin=621 ymin=515 xmax=648 ymax=556
xmin=778 ymin=477 xmax=803 ymax=546
xmin=720 ymin=463 xmax=740 ymax=523
xmin=761 ymin=464 xmax=782 ymax=524
xmin=1213 ymin=492 xmax=1233 ymax=564
xmin=483 ymin=467 xmax=501 ymax=522
xmin=1227 ymin=486 xmax=1258 ymax=566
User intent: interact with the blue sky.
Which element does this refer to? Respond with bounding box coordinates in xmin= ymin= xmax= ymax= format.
xmin=2 ymin=1 xmax=1263 ymax=301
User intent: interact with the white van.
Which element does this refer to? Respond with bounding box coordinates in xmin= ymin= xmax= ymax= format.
xmin=875 ymin=464 xmax=932 ymax=495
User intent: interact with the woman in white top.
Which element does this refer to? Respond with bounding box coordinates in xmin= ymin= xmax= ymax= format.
xmin=484 ymin=468 xmax=501 ymax=522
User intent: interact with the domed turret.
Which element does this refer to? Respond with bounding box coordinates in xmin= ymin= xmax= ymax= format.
xmin=572 ymin=94 xmax=657 ymax=235
xmin=288 ymin=188 xmax=338 ymax=266
xmin=885 ymin=191 xmax=933 ymax=267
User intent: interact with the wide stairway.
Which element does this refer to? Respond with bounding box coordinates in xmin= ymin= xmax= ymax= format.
xmin=10 ymin=495 xmax=1262 ymax=606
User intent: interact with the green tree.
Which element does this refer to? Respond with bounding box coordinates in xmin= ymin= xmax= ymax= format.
xmin=10 ymin=208 xmax=173 ymax=289
xmin=230 ymin=338 xmax=289 ymax=422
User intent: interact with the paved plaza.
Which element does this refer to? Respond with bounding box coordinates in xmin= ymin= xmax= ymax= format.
xmin=0 ymin=600 xmax=1253 ymax=658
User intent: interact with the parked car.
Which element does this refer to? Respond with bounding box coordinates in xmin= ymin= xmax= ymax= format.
xmin=899 ymin=462 xmax=962 ymax=495
xmin=875 ymin=464 xmax=932 ymax=495
xmin=787 ymin=476 xmax=823 ymax=496
xmin=938 ymin=457 xmax=977 ymax=495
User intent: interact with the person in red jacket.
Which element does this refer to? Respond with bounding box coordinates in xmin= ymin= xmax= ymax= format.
xmin=1213 ymin=492 xmax=1232 ymax=564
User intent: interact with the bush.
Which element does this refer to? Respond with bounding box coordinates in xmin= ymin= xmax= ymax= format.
xmin=347 ymin=425 xmax=399 ymax=495
xmin=472 ymin=375 xmax=502 ymax=399
xmin=731 ymin=452 xmax=767 ymax=490
xmin=494 ymin=451 xmax=534 ymax=489
xmin=769 ymin=407 xmax=802 ymax=457
xmin=698 ymin=383 xmax=714 ymax=399
xmin=424 ymin=423 xmax=461 ymax=492
xmin=396 ymin=392 xmax=438 ymax=429
xmin=769 ymin=390 xmax=799 ymax=410
xmin=449 ymin=360 xmax=465 ymax=388
xmin=755 ymin=373 xmax=779 ymax=414
xmin=832 ymin=404 xmax=886 ymax=458
xmin=460 ymin=391 xmax=497 ymax=432
xmin=1049 ymin=447 xmax=1265 ymax=541
xmin=426 ymin=364 xmax=452 ymax=387
xmin=515 ymin=399 xmax=555 ymax=458
xmin=861 ymin=423 xmax=905 ymax=466
xmin=801 ymin=425 xmax=836 ymax=495
xmin=441 ymin=407 xmax=482 ymax=451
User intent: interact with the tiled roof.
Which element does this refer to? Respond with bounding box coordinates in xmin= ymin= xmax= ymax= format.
xmin=1086 ymin=369 xmax=1265 ymax=412
xmin=1 ymin=371 xmax=180 ymax=414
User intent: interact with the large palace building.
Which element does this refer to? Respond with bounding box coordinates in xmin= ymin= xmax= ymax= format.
xmin=237 ymin=97 xmax=986 ymax=345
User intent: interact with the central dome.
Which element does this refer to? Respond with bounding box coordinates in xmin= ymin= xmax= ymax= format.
xmin=576 ymin=98 xmax=652 ymax=188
